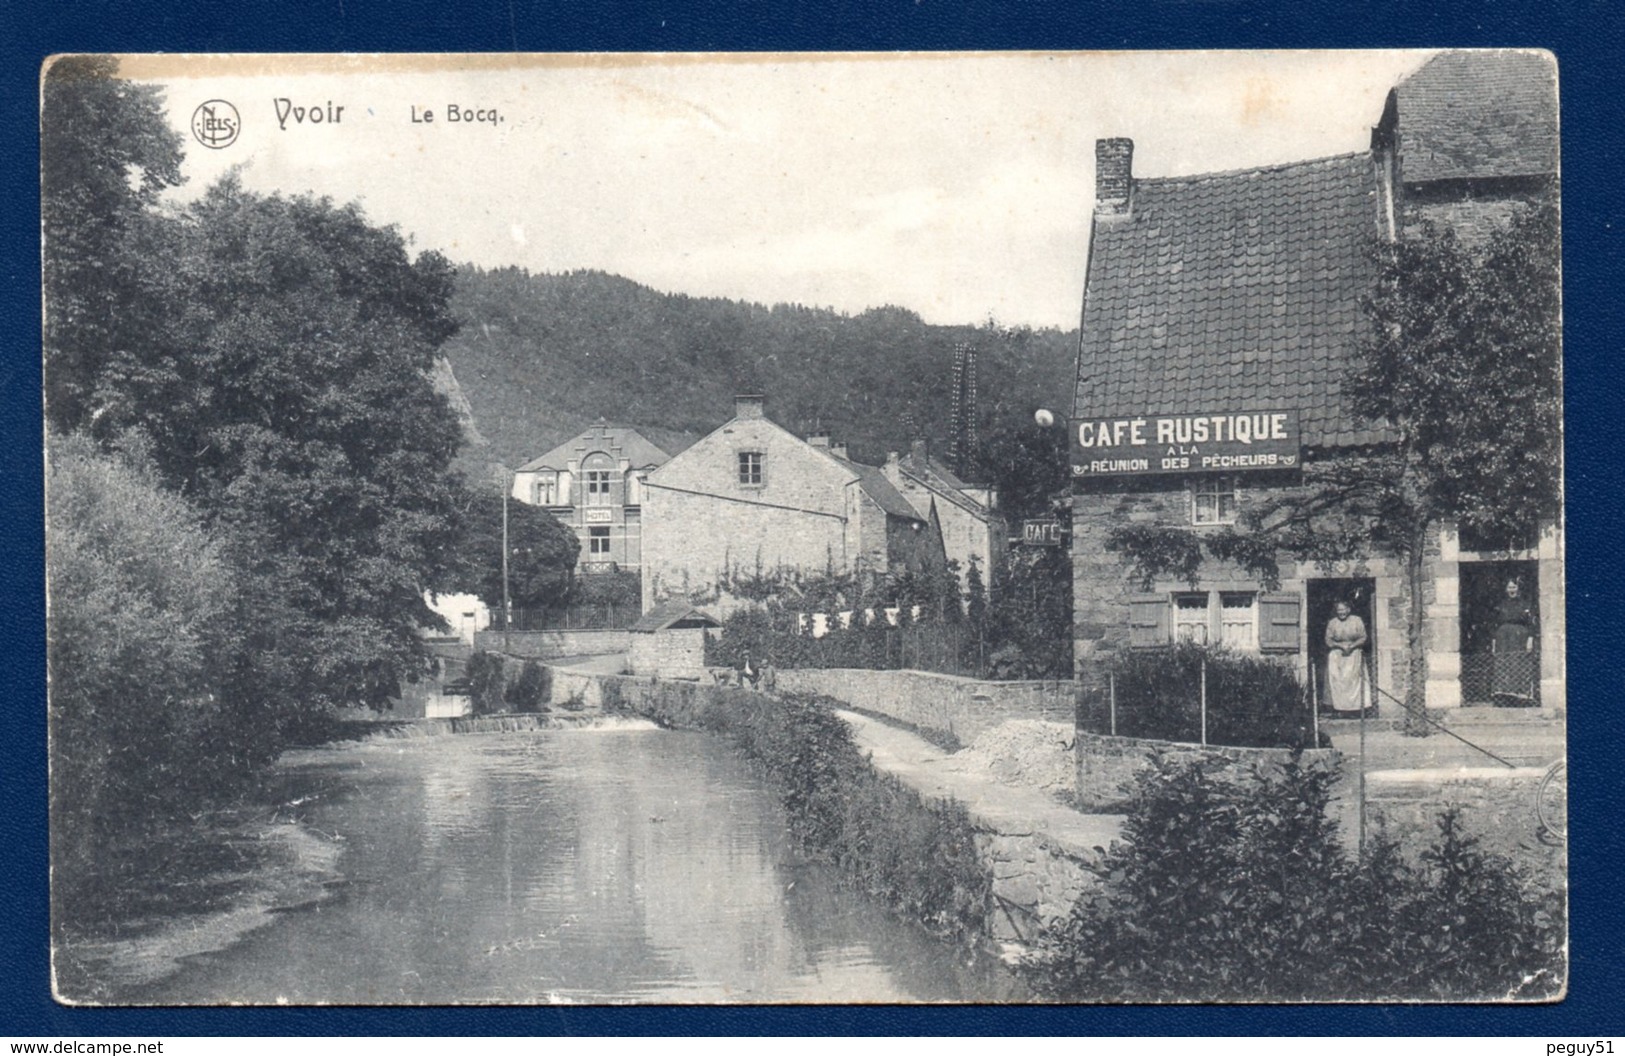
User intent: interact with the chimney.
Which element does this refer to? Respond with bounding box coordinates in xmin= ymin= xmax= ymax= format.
xmin=1095 ymin=137 xmax=1134 ymax=219
xmin=910 ymin=438 xmax=928 ymax=463
xmin=831 ymin=442 xmax=849 ymax=460
xmin=807 ymin=435 xmax=830 ymax=450
xmin=734 ymin=394 xmax=764 ymax=420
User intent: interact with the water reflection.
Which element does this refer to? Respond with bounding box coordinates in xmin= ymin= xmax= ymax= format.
xmin=130 ymin=728 xmax=1018 ymax=1004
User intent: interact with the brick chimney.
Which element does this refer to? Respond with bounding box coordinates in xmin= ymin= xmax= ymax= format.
xmin=734 ymin=394 xmax=764 ymax=420
xmin=807 ymin=435 xmax=830 ymax=449
xmin=1095 ymin=137 xmax=1134 ymax=220
xmin=910 ymin=438 xmax=928 ymax=463
xmin=831 ymin=442 xmax=849 ymax=460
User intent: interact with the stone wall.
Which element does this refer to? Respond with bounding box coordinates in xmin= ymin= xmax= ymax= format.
xmin=627 ymin=627 xmax=708 ymax=679
xmin=1364 ymin=766 xmax=1564 ymax=888
xmin=773 ymin=668 xmax=1076 ymax=745
xmin=473 ymin=628 xmax=630 ymax=659
xmin=1068 ymin=478 xmax=1412 ymax=707
xmin=1073 ymin=730 xmax=1341 ymax=812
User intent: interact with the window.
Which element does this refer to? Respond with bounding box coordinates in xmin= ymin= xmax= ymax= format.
xmin=585 ymin=470 xmax=613 ymax=506
xmin=738 ymin=451 xmax=763 ymax=487
xmin=1174 ymin=594 xmax=1210 ymax=644
xmin=1219 ymin=592 xmax=1258 ymax=650
xmin=1192 ymin=477 xmax=1239 ymax=525
xmin=588 ymin=526 xmax=611 ymax=555
xmin=532 ymin=474 xmax=557 ymax=506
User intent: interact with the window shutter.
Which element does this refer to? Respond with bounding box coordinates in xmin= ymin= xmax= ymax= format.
xmin=1128 ymin=594 xmax=1170 ymax=649
xmin=1258 ymin=593 xmax=1302 ymax=653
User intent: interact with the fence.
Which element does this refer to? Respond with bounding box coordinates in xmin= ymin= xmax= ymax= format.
xmin=1460 ymin=650 xmax=1541 ymax=706
xmin=507 ymin=603 xmax=633 ymax=631
xmin=709 ymin=611 xmax=991 ymax=679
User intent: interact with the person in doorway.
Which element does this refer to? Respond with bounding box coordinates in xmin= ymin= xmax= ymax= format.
xmin=1491 ymin=578 xmax=1538 ymax=706
xmin=1324 ymin=599 xmax=1369 ymax=716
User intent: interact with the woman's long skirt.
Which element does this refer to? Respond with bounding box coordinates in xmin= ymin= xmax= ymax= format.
xmin=1326 ymin=649 xmax=1367 ymax=713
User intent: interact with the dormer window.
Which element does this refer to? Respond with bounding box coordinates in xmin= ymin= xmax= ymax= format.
xmin=738 ymin=451 xmax=764 ymax=487
xmin=532 ymin=474 xmax=557 ymax=506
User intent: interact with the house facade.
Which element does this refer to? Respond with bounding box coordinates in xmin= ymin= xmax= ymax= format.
xmin=1069 ymin=50 xmax=1561 ymax=714
xmin=882 ymin=439 xmax=1007 ymax=593
xmin=640 ymin=395 xmax=945 ymax=612
xmin=510 ymin=422 xmax=672 ymax=574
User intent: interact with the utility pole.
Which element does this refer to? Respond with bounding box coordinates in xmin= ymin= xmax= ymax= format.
xmin=498 ymin=464 xmax=512 ymax=653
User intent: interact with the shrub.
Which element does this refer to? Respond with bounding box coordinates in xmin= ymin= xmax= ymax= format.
xmin=465 ymin=651 xmax=507 ymax=715
xmin=1083 ymin=641 xmax=1319 ymax=749
xmin=1028 ymin=753 xmax=1566 ymax=1001
xmin=47 ymin=435 xmax=253 ymax=907
xmin=504 ymin=659 xmax=550 ymax=713
xmin=675 ymin=688 xmax=990 ymax=945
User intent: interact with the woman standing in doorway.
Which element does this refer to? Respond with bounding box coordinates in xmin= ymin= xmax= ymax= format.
xmin=1324 ymin=600 xmax=1369 ymax=716
xmin=1492 ymin=578 xmax=1538 ymax=706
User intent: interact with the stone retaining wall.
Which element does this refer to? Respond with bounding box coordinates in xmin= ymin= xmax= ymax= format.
xmin=1365 ymin=766 xmax=1565 ymax=887
xmin=1074 ymin=730 xmax=1341 ymax=812
xmin=473 ymin=628 xmax=630 ymax=659
xmin=774 ymin=668 xmax=1075 ymax=745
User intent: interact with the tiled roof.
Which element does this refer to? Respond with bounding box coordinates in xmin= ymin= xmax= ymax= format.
xmin=897 ymin=451 xmax=997 ymax=519
xmin=630 ymin=599 xmax=721 ymax=633
xmin=900 ymin=450 xmax=968 ymax=491
xmin=518 ymin=422 xmax=673 ymax=473
xmin=832 ymin=455 xmax=926 ymax=521
xmin=1393 ymin=50 xmax=1558 ymax=184
xmin=1074 ymin=153 xmax=1392 ymax=450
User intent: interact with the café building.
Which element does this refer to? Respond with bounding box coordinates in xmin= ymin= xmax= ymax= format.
xmin=1068 ymin=51 xmax=1562 ymax=713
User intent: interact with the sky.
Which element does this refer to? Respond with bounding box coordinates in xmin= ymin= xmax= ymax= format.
xmin=124 ymin=51 xmax=1433 ymax=330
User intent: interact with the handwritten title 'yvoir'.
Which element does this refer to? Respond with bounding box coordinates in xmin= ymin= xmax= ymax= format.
xmin=1070 ymin=410 xmax=1301 ymax=477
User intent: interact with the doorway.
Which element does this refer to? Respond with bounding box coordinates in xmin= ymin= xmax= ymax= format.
xmin=1306 ymin=578 xmax=1377 ymax=714
xmin=1459 ymin=559 xmax=1541 ymax=706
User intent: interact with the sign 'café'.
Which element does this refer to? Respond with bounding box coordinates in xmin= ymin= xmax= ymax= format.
xmin=1066 ymin=49 xmax=1562 ymax=716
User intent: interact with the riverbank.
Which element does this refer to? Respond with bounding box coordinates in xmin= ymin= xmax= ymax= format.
xmin=53 ymin=809 xmax=345 ymax=1003
xmin=58 ymin=726 xmax=1019 ymax=1004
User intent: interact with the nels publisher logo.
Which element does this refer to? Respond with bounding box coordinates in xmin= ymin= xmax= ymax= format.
xmin=191 ymin=99 xmax=240 ymax=149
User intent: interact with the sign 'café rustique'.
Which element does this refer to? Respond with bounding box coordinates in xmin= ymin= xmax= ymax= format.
xmin=1070 ymin=409 xmax=1301 ymax=478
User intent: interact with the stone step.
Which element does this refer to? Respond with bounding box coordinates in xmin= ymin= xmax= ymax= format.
xmin=1442 ymin=706 xmax=1563 ymax=725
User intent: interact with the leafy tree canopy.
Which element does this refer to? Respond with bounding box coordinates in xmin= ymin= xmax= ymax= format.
xmin=42 ymin=56 xmax=184 ymax=433
xmin=87 ymin=178 xmax=471 ymax=708
xmin=456 ymin=487 xmax=580 ymax=613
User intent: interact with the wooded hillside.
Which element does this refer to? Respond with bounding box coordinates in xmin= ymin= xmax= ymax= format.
xmin=442 ymin=266 xmax=1078 ymax=474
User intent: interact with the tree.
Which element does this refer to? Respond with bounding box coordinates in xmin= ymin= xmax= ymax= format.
xmin=89 ymin=178 xmax=472 ymax=710
xmin=41 ymin=56 xmax=184 ymax=433
xmin=978 ymin=419 xmax=1070 ymax=525
xmin=457 ymin=487 xmax=581 ymax=616
xmin=1109 ymin=205 xmax=1562 ymax=731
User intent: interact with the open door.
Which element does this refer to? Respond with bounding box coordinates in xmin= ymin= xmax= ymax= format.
xmin=1306 ymin=577 xmax=1377 ymax=715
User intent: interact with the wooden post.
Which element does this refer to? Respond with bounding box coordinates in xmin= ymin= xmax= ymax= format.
xmin=1358 ymin=659 xmax=1368 ymax=855
xmin=1200 ymin=654 xmax=1208 ymax=746
xmin=1311 ymin=658 xmax=1320 ymax=746
xmin=1109 ymin=670 xmax=1117 ymax=737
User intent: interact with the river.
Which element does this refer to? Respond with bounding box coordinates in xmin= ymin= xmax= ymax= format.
xmin=60 ymin=722 xmax=1020 ymax=1004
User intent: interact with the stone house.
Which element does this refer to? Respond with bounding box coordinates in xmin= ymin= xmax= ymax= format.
xmin=627 ymin=600 xmax=722 ymax=679
xmin=882 ymin=439 xmax=1007 ymax=595
xmin=510 ymin=422 xmax=672 ymax=575
xmin=1069 ymin=50 xmax=1561 ymax=714
xmin=640 ymin=395 xmax=947 ymax=612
